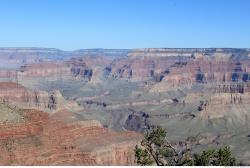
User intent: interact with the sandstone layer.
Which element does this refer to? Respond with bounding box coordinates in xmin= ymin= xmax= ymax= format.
xmin=0 ymin=108 xmax=141 ymax=165
xmin=0 ymin=82 xmax=78 ymax=113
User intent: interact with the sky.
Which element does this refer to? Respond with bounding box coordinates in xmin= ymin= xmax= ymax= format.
xmin=0 ymin=0 xmax=249 ymax=50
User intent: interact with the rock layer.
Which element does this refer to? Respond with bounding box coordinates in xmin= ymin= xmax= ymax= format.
xmin=0 ymin=82 xmax=76 ymax=112
xmin=0 ymin=109 xmax=141 ymax=165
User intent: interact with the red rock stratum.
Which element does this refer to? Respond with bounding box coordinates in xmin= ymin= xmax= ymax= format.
xmin=0 ymin=108 xmax=141 ymax=165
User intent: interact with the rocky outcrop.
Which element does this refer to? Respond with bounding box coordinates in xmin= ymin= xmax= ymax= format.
xmin=18 ymin=62 xmax=71 ymax=78
xmin=195 ymin=92 xmax=250 ymax=121
xmin=0 ymin=109 xmax=142 ymax=165
xmin=214 ymin=83 xmax=250 ymax=93
xmin=72 ymin=49 xmax=130 ymax=59
xmin=128 ymin=48 xmax=249 ymax=59
xmin=0 ymin=70 xmax=17 ymax=79
xmin=107 ymin=56 xmax=183 ymax=81
xmin=107 ymin=48 xmax=250 ymax=87
xmin=17 ymin=56 xmax=112 ymax=82
xmin=162 ymin=56 xmax=250 ymax=85
xmin=151 ymin=58 xmax=250 ymax=92
xmin=0 ymin=70 xmax=17 ymax=83
xmin=0 ymin=48 xmax=73 ymax=69
xmin=66 ymin=58 xmax=94 ymax=80
xmin=124 ymin=111 xmax=150 ymax=132
xmin=3 ymin=48 xmax=250 ymax=86
xmin=151 ymin=112 xmax=196 ymax=120
xmin=128 ymin=48 xmax=198 ymax=57
xmin=0 ymin=48 xmax=128 ymax=70
xmin=0 ymin=82 xmax=77 ymax=112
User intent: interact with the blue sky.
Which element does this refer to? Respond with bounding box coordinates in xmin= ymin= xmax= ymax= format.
xmin=0 ymin=0 xmax=249 ymax=50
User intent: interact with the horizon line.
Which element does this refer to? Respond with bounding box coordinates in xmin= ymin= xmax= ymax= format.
xmin=0 ymin=47 xmax=249 ymax=52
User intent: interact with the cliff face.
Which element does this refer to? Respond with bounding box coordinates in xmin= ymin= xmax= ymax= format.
xmin=19 ymin=62 xmax=71 ymax=78
xmin=108 ymin=48 xmax=250 ymax=83
xmin=0 ymin=70 xmax=17 ymax=82
xmin=0 ymin=82 xmax=76 ymax=112
xmin=4 ymin=48 xmax=249 ymax=85
xmin=128 ymin=48 xmax=249 ymax=59
xmin=18 ymin=61 xmax=92 ymax=80
xmin=107 ymin=56 xmax=182 ymax=81
xmin=66 ymin=57 xmax=106 ymax=80
xmin=163 ymin=57 xmax=250 ymax=84
xmin=181 ymin=81 xmax=250 ymax=121
xmin=196 ymin=92 xmax=250 ymax=121
xmin=72 ymin=49 xmax=130 ymax=59
xmin=142 ymin=56 xmax=250 ymax=92
xmin=0 ymin=48 xmax=129 ymax=69
xmin=128 ymin=48 xmax=198 ymax=57
xmin=17 ymin=56 xmax=111 ymax=83
xmin=0 ymin=48 xmax=72 ymax=69
xmin=0 ymin=109 xmax=141 ymax=165
xmin=0 ymin=70 xmax=17 ymax=78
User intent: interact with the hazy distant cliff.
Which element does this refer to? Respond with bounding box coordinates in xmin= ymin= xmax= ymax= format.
xmin=0 ymin=48 xmax=130 ymax=69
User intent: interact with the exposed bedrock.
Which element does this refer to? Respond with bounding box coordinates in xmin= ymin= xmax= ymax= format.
xmin=128 ymin=48 xmax=250 ymax=58
xmin=107 ymin=48 xmax=250 ymax=87
xmin=0 ymin=48 xmax=129 ymax=68
xmin=16 ymin=56 xmax=112 ymax=83
xmin=2 ymin=48 xmax=250 ymax=87
xmin=124 ymin=110 xmax=151 ymax=132
xmin=107 ymin=55 xmax=187 ymax=81
xmin=188 ymin=91 xmax=250 ymax=122
xmin=0 ymin=109 xmax=142 ymax=165
xmin=151 ymin=61 xmax=250 ymax=92
xmin=18 ymin=62 xmax=71 ymax=78
xmin=214 ymin=83 xmax=250 ymax=93
xmin=0 ymin=82 xmax=79 ymax=112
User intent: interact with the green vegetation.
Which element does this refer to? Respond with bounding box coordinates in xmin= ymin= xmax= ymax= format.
xmin=135 ymin=126 xmax=237 ymax=166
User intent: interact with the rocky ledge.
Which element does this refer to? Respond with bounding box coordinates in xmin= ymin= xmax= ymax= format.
xmin=0 ymin=109 xmax=142 ymax=165
xmin=0 ymin=82 xmax=79 ymax=112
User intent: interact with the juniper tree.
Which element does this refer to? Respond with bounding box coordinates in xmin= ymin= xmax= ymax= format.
xmin=135 ymin=126 xmax=237 ymax=166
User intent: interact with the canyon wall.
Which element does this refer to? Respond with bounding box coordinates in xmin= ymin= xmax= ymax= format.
xmin=0 ymin=82 xmax=78 ymax=112
xmin=108 ymin=48 xmax=250 ymax=84
xmin=0 ymin=48 xmax=129 ymax=69
xmin=2 ymin=48 xmax=250 ymax=86
xmin=0 ymin=109 xmax=141 ymax=165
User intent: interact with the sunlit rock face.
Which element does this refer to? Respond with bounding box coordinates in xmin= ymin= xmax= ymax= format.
xmin=16 ymin=55 xmax=112 ymax=83
xmin=153 ymin=57 xmax=250 ymax=92
xmin=0 ymin=82 xmax=77 ymax=112
xmin=108 ymin=55 xmax=186 ymax=81
xmin=0 ymin=109 xmax=141 ymax=166
xmin=108 ymin=48 xmax=250 ymax=83
xmin=5 ymin=48 xmax=250 ymax=85
xmin=18 ymin=62 xmax=71 ymax=78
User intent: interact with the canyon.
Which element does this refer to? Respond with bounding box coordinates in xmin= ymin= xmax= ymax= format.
xmin=1 ymin=47 xmax=250 ymax=165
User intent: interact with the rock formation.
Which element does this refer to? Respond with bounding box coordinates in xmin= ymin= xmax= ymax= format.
xmin=0 ymin=82 xmax=78 ymax=112
xmin=16 ymin=56 xmax=112 ymax=83
xmin=0 ymin=48 xmax=128 ymax=69
xmin=1 ymin=48 xmax=250 ymax=165
xmin=0 ymin=108 xmax=142 ymax=165
xmin=106 ymin=48 xmax=250 ymax=87
xmin=124 ymin=111 xmax=150 ymax=132
xmin=19 ymin=62 xmax=71 ymax=78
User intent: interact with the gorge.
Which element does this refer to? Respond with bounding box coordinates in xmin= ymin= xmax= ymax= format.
xmin=1 ymin=48 xmax=250 ymax=165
